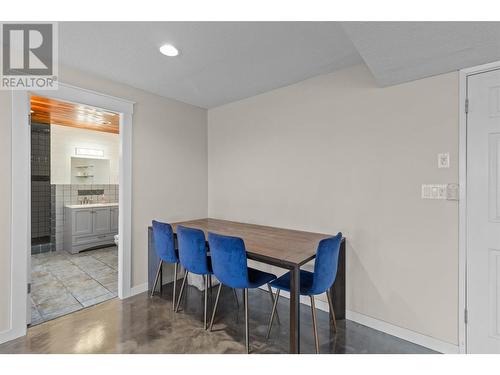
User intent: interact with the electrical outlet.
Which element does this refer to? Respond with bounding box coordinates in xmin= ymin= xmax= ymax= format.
xmin=438 ymin=153 xmax=450 ymax=168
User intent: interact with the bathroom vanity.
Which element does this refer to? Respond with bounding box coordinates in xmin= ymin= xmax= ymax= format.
xmin=64 ymin=203 xmax=119 ymax=254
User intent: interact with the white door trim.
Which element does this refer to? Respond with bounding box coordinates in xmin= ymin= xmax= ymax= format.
xmin=459 ymin=60 xmax=500 ymax=354
xmin=3 ymin=83 xmax=134 ymax=344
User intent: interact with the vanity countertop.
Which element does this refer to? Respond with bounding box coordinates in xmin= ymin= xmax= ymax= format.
xmin=65 ymin=203 xmax=119 ymax=209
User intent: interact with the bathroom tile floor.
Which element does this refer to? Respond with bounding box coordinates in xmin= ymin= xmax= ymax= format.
xmin=30 ymin=246 xmax=118 ymax=325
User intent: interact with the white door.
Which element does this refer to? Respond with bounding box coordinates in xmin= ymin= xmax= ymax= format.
xmin=93 ymin=207 xmax=111 ymax=234
xmin=467 ymin=68 xmax=500 ymax=353
xmin=27 ymin=99 xmax=32 ymax=326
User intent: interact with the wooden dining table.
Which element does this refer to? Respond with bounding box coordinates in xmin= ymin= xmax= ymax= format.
xmin=148 ymin=218 xmax=346 ymax=354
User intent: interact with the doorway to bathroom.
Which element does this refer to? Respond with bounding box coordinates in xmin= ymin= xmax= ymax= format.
xmin=29 ymin=95 xmax=121 ymax=325
xmin=10 ymin=84 xmax=132 ymax=341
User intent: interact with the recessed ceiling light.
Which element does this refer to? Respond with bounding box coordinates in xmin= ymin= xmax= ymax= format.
xmin=159 ymin=44 xmax=179 ymax=57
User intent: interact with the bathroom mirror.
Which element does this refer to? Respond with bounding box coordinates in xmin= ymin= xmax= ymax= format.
xmin=71 ymin=157 xmax=111 ymax=185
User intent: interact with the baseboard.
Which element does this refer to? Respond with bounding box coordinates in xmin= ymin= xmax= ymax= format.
xmin=0 ymin=326 xmax=25 ymax=345
xmin=130 ymin=282 xmax=148 ymax=297
xmin=260 ymin=286 xmax=458 ymax=354
xmin=346 ymin=310 xmax=459 ymax=354
xmin=130 ymin=272 xmax=185 ymax=298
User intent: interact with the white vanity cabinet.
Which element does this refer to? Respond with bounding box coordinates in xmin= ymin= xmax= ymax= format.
xmin=64 ymin=204 xmax=119 ymax=254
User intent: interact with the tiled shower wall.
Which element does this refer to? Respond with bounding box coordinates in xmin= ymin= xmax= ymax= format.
xmin=32 ymin=181 xmax=52 ymax=240
xmin=53 ymin=184 xmax=119 ymax=251
xmin=31 ymin=123 xmax=51 ymax=249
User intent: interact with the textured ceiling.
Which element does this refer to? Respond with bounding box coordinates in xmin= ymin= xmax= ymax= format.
xmin=59 ymin=22 xmax=500 ymax=108
xmin=342 ymin=22 xmax=500 ymax=86
xmin=59 ymin=22 xmax=362 ymax=108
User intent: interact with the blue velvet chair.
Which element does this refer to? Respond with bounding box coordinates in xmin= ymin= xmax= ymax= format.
xmin=151 ymin=220 xmax=180 ymax=311
xmin=175 ymin=225 xmax=213 ymax=329
xmin=207 ymin=232 xmax=278 ymax=354
xmin=267 ymin=232 xmax=343 ymax=354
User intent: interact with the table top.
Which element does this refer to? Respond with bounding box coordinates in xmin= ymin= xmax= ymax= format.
xmin=171 ymin=218 xmax=337 ymax=268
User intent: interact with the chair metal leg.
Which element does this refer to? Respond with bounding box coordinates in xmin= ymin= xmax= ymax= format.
xmin=172 ymin=263 xmax=178 ymax=311
xmin=175 ymin=271 xmax=189 ymax=312
xmin=209 ymin=283 xmax=223 ymax=331
xmin=150 ymin=260 xmax=162 ymax=297
xmin=326 ymin=292 xmax=337 ymax=332
xmin=244 ymin=288 xmax=249 ymax=354
xmin=204 ymin=275 xmax=208 ymax=330
xmin=310 ymin=296 xmax=320 ymax=354
xmin=266 ymin=289 xmax=280 ymax=339
xmin=266 ymin=284 xmax=280 ymax=325
xmin=208 ymin=274 xmax=213 ymax=305
xmin=232 ymin=288 xmax=239 ymax=308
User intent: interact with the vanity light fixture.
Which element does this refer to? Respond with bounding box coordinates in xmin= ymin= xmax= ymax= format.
xmin=75 ymin=147 xmax=104 ymax=158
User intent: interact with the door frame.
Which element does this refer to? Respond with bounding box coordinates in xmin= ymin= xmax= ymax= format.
xmin=459 ymin=60 xmax=500 ymax=354
xmin=9 ymin=82 xmax=134 ymax=341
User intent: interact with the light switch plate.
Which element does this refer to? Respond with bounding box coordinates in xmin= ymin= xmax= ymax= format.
xmin=438 ymin=153 xmax=450 ymax=168
xmin=422 ymin=184 xmax=448 ymax=199
xmin=446 ymin=183 xmax=459 ymax=201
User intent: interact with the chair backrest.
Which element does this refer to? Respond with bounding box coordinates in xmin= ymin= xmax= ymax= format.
xmin=177 ymin=225 xmax=210 ymax=275
xmin=152 ymin=220 xmax=178 ymax=264
xmin=311 ymin=232 xmax=343 ymax=295
xmin=207 ymin=232 xmax=249 ymax=289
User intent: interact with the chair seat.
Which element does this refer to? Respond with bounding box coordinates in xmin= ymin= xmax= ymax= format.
xmin=247 ymin=268 xmax=277 ymax=288
xmin=269 ymin=269 xmax=316 ymax=295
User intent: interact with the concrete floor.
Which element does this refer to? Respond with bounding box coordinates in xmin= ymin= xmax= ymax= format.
xmin=0 ymin=281 xmax=435 ymax=354
xmin=30 ymin=246 xmax=118 ymax=325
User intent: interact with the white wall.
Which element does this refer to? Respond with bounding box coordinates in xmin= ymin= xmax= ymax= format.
xmin=51 ymin=124 xmax=119 ymax=185
xmin=208 ymin=64 xmax=459 ymax=345
xmin=56 ymin=67 xmax=209 ymax=288
xmin=0 ymin=66 xmax=208 ymax=336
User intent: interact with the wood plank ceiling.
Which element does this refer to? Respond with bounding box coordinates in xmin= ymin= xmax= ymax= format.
xmin=30 ymin=96 xmax=120 ymax=134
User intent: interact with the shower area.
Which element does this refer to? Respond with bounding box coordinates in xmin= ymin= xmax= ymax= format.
xmin=31 ymin=122 xmax=54 ymax=254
